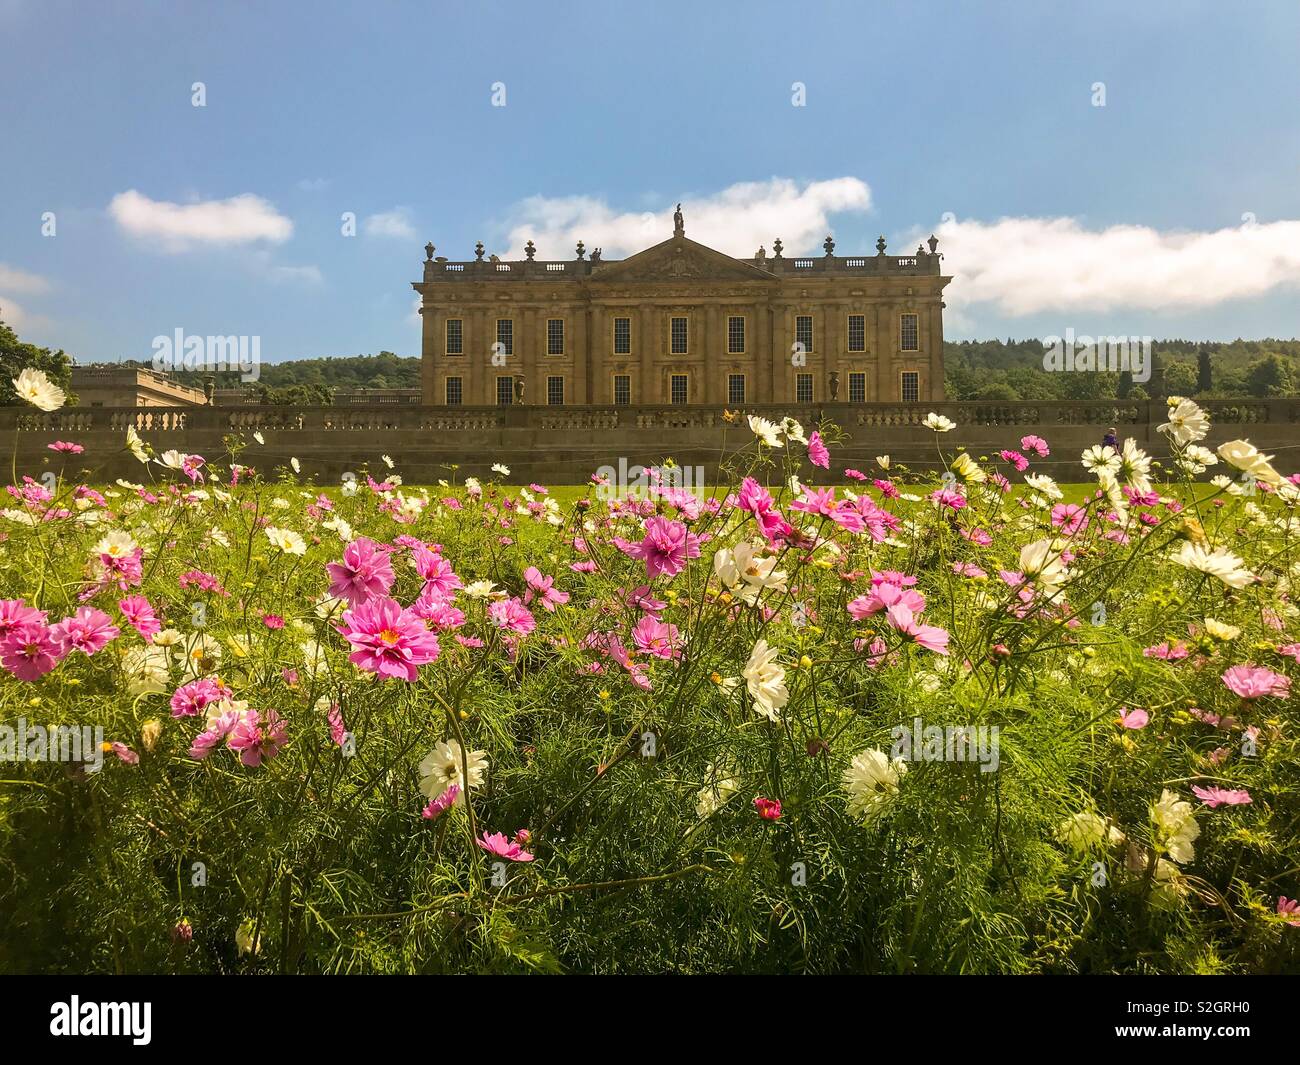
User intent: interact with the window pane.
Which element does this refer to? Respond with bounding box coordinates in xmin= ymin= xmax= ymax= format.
xmin=901 ymin=371 xmax=920 ymax=402
xmin=445 ymin=377 xmax=462 ymax=405
xmin=446 ymin=319 xmax=463 ymax=355
xmin=614 ymin=375 xmax=631 ymax=405
xmin=728 ymin=316 xmax=745 ymax=354
xmin=496 ymin=376 xmax=514 ymax=406
xmin=727 ymin=374 xmax=745 ymax=405
xmin=671 ymin=317 xmax=688 ymax=354
xmin=547 ymin=318 xmax=565 ymax=355
xmin=900 ymin=313 xmax=918 ymax=351
xmin=795 ymin=315 xmax=813 ymax=354
xmin=670 ymin=374 xmax=688 ymax=404
xmin=613 ymin=317 xmax=631 ymax=354
xmin=848 ymin=372 xmax=866 ymax=403
xmin=547 ymin=376 xmax=564 ymax=405
xmin=848 ymin=314 xmax=865 ymax=352
xmin=496 ymin=319 xmax=514 ymax=356
xmin=796 ymin=373 xmax=813 ymax=403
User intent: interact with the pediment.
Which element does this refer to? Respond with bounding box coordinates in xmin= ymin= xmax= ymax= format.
xmin=589 ymin=237 xmax=774 ymax=284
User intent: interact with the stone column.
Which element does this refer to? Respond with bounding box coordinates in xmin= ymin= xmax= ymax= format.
xmin=576 ymin=304 xmax=591 ymax=404
xmin=757 ymin=299 xmax=774 ymax=403
xmin=825 ymin=302 xmax=842 ymax=405
xmin=704 ymin=303 xmax=720 ymax=404
xmin=928 ymin=300 xmax=945 ymax=400
xmin=471 ymin=306 xmax=488 ymax=405
xmin=521 ymin=307 xmax=536 ymax=407
xmin=639 ymin=305 xmax=655 ymax=404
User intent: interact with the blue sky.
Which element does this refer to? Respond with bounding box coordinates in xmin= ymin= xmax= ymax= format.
xmin=2 ymin=0 xmax=1299 ymax=364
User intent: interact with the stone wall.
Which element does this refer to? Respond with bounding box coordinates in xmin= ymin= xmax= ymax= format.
xmin=6 ymin=400 xmax=1299 ymax=486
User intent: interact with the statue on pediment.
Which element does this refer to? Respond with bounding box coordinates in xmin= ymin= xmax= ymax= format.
xmin=673 ymin=203 xmax=684 ymax=236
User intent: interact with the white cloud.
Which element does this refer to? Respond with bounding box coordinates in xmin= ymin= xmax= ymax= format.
xmin=0 ymin=265 xmax=52 ymax=332
xmin=268 ymin=264 xmax=324 ymax=285
xmin=364 ymin=208 xmax=416 ymax=240
xmin=500 ymin=177 xmax=872 ymax=259
xmin=108 ymin=189 xmax=293 ymax=251
xmin=933 ymin=215 xmax=1300 ymax=318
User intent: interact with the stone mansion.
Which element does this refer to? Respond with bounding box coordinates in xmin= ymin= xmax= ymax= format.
xmin=414 ymin=209 xmax=950 ymax=407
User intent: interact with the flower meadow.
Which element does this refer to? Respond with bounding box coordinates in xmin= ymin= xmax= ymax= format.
xmin=2 ymin=376 xmax=1300 ymax=973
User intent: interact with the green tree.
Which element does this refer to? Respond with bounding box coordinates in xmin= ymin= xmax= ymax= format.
xmin=1162 ymin=359 xmax=1198 ymax=397
xmin=1245 ymin=354 xmax=1295 ymax=397
xmin=0 ymin=317 xmax=75 ymax=405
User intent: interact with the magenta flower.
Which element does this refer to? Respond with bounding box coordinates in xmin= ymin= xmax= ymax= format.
xmin=49 ymin=607 xmax=120 ymax=657
xmin=523 ymin=566 xmax=570 ymax=611
xmin=488 ymin=596 xmax=536 ymax=636
xmin=338 ymin=596 xmax=441 ymax=681
xmin=476 ymin=831 xmax=534 ymax=862
xmin=999 ymin=449 xmax=1029 ymax=472
xmin=412 ymin=546 xmax=462 ymax=598
xmin=115 ymin=596 xmax=160 ymax=640
xmin=929 ymin=487 xmax=967 ymax=511
xmin=1278 ymin=898 xmax=1300 ymax=926
xmin=631 ymin=614 xmax=682 ymax=660
xmin=1191 ymin=784 xmax=1252 ymax=808
xmin=48 ymin=440 xmax=84 ymax=454
xmin=848 ymin=581 xmax=926 ymax=620
xmin=170 ymin=677 xmax=229 ymax=719
xmin=327 ymin=537 xmax=396 ymax=606
xmin=110 ymin=742 xmax=139 ymax=765
xmin=421 ymin=783 xmax=460 ymax=821
xmin=1221 ymin=664 xmax=1291 ymax=700
xmin=412 ymin=587 xmax=466 ymax=630
xmin=1020 ymin=435 xmax=1050 ymax=457
xmin=227 ymin=709 xmax=288 ymax=767
xmin=0 ymin=599 xmax=46 ymax=640
xmin=1117 ymin=707 xmax=1149 ymax=730
xmin=1050 ymin=503 xmax=1089 ymax=536
xmin=326 ymin=701 xmax=348 ymax=746
xmin=753 ymin=797 xmax=783 ymax=821
xmin=885 ymin=604 xmax=949 ymax=655
xmin=616 ymin=517 xmax=701 ymax=579
xmin=0 ymin=622 xmax=64 ymax=681
xmin=807 ymin=431 xmax=830 ymax=469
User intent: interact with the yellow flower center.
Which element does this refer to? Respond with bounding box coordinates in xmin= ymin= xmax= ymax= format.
xmin=379 ymin=629 xmax=401 ymax=646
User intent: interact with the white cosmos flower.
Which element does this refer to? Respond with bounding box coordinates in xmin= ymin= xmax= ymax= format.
xmin=696 ymin=763 xmax=740 ymax=819
xmin=780 ymin=417 xmax=808 ymax=445
xmin=742 ymin=639 xmax=788 ymax=722
xmin=1024 ymin=473 xmax=1062 ymax=500
xmin=1158 ymin=397 xmax=1210 ymax=447
xmin=382 ymin=455 xmax=395 ymax=469
xmin=1217 ymin=439 xmax=1284 ymax=487
xmin=264 ymin=526 xmax=306 ymax=555
xmin=923 ymin=412 xmax=955 ymax=432
xmin=843 ymin=748 xmax=907 ymax=824
xmin=748 ymin=415 xmax=784 ymax=447
xmin=12 ymin=367 xmax=65 ymax=411
xmin=1171 ymin=541 xmax=1254 ymax=589
xmin=341 ymin=476 xmax=358 ymax=496
xmin=1019 ymin=538 xmax=1067 ymax=590
xmin=463 ymin=580 xmax=502 ymax=599
xmin=291 ymin=457 xmax=301 ymax=474
xmin=419 ymin=740 xmax=488 ymax=802
xmin=1057 ymin=811 xmax=1124 ymax=853
xmin=492 ymin=463 xmax=510 ymax=476
xmin=156 ymin=449 xmax=186 ymax=470
xmin=121 ymin=644 xmax=170 ymax=696
xmin=125 ymin=426 xmax=151 ymax=463
xmin=94 ymin=529 xmax=138 ymax=558
xmin=1081 ymin=444 xmax=1121 ymax=476
xmin=253 ymin=431 xmax=265 ymax=445
xmin=1117 ymin=439 xmax=1153 ymax=494
xmin=1153 ymin=789 xmax=1200 ymax=865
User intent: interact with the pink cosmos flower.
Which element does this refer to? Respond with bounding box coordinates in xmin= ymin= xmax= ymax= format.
xmin=170 ymin=677 xmax=230 ymax=718
xmin=999 ymin=449 xmax=1029 ymax=472
xmin=1278 ymin=898 xmax=1300 ymax=926
xmin=848 ymin=581 xmax=926 ymax=620
xmin=616 ymin=517 xmax=701 ymax=579
xmin=0 ymin=599 xmax=47 ymax=640
xmin=632 ymin=614 xmax=682 ymax=660
xmin=1020 ymin=435 xmax=1050 ymax=457
xmin=1277 ymin=643 xmax=1300 ymax=664
xmin=338 ymin=596 xmax=441 ymax=681
xmin=1050 ymin=504 xmax=1089 ymax=536
xmin=885 ymin=604 xmax=949 ymax=655
xmin=411 ymin=587 xmax=466 ymax=630
xmin=930 ymin=487 xmax=967 ymax=511
xmin=488 ymin=596 xmax=536 ymax=636
xmin=227 ymin=709 xmax=288 ymax=767
xmin=49 ymin=608 xmax=119 ymax=658
xmin=412 ymin=546 xmax=462 ymax=598
xmin=0 ymin=623 xmax=64 ymax=681
xmin=1117 ymin=707 xmax=1149 ymax=730
xmin=262 ymin=614 xmax=285 ymax=629
xmin=477 ymin=831 xmax=535 ymax=862
xmin=807 ymin=431 xmax=830 ymax=469
xmin=98 ymin=547 xmax=144 ymax=590
xmin=753 ymin=797 xmax=782 ymax=820
xmin=1221 ymin=664 xmax=1291 ymax=700
xmin=110 ymin=742 xmax=139 ymax=765
xmin=48 ymin=440 xmax=84 ymax=454
xmin=326 ymin=537 xmax=396 ymax=606
xmin=844 ymin=468 xmax=867 ymax=481
xmin=326 ymin=701 xmax=348 ymax=746
xmin=422 ymin=783 xmax=460 ymax=820
xmin=789 ymin=486 xmax=839 ymax=519
xmin=523 ymin=566 xmax=570 ymax=611
xmin=1191 ymin=784 xmax=1252 ymax=808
